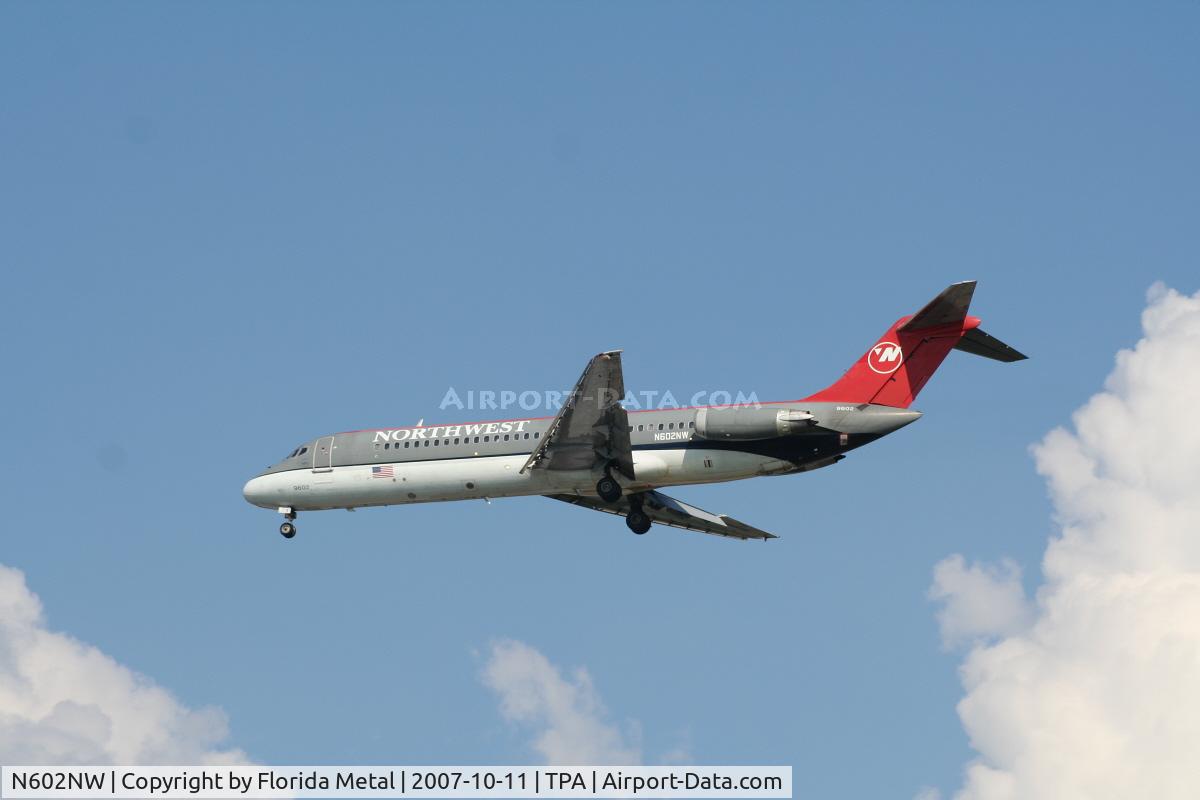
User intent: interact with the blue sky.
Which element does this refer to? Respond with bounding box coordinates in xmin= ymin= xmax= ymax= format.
xmin=2 ymin=2 xmax=1198 ymax=797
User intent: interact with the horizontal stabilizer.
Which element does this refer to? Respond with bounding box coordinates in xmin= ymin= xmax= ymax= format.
xmin=898 ymin=280 xmax=976 ymax=331
xmin=954 ymin=327 xmax=1028 ymax=362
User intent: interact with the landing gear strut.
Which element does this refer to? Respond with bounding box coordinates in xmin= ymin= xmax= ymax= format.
xmin=278 ymin=508 xmax=297 ymax=539
xmin=596 ymin=474 xmax=622 ymax=504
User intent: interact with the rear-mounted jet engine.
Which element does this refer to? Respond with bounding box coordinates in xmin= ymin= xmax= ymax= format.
xmin=693 ymin=407 xmax=816 ymax=441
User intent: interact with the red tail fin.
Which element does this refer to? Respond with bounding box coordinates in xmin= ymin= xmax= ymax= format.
xmin=806 ymin=282 xmax=982 ymax=408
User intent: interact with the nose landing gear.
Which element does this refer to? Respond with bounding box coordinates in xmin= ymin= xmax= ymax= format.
xmin=278 ymin=507 xmax=297 ymax=539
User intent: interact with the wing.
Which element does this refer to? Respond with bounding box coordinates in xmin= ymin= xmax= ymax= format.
xmin=549 ymin=490 xmax=778 ymax=541
xmin=521 ymin=350 xmax=634 ymax=479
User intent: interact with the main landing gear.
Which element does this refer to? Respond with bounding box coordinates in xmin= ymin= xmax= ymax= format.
xmin=596 ymin=474 xmax=622 ymax=504
xmin=596 ymin=472 xmax=650 ymax=534
xmin=278 ymin=508 xmax=297 ymax=539
xmin=626 ymin=510 xmax=651 ymax=535
xmin=625 ymin=495 xmax=651 ymax=535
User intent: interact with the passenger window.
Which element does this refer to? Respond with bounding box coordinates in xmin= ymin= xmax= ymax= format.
xmin=638 ymin=425 xmax=644 ymax=431
xmin=405 ymin=442 xmax=410 ymax=448
xmin=689 ymin=421 xmax=694 ymax=428
xmin=484 ymin=436 xmax=490 ymax=442
xmin=504 ymin=434 xmax=510 ymax=441
xmin=384 ymin=443 xmax=390 ymax=449
xmin=524 ymin=433 xmax=530 ymax=439
xmin=424 ymin=440 xmax=430 ymax=447
xmin=433 ymin=440 xmax=439 ymax=446
xmin=454 ymin=437 xmax=460 ymax=444
xmin=668 ymin=423 xmax=674 ymax=429
xmin=474 ymin=436 xmax=480 ymax=443
xmin=658 ymin=423 xmax=664 ymax=430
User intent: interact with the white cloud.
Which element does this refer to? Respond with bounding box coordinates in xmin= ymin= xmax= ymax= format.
xmin=657 ymin=742 xmax=694 ymax=765
xmin=0 ymin=563 xmax=246 ymax=765
xmin=931 ymin=284 xmax=1200 ymax=800
xmin=929 ymin=556 xmax=1031 ymax=649
xmin=481 ymin=640 xmax=640 ymax=765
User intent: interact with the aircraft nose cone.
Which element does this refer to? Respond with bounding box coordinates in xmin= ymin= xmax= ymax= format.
xmin=242 ymin=475 xmax=272 ymax=508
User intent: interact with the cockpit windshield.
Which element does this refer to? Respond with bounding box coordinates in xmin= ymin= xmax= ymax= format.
xmin=285 ymin=446 xmax=309 ymax=460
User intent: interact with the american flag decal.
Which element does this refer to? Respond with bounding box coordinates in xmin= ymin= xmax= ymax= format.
xmin=372 ymin=465 xmax=394 ymax=479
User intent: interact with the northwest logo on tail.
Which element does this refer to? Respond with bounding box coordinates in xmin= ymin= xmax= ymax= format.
xmin=868 ymin=342 xmax=903 ymax=374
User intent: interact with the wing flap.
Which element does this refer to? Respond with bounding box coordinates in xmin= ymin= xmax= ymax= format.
xmin=549 ymin=490 xmax=778 ymax=541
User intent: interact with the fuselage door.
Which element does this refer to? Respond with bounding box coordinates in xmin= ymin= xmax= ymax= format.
xmin=312 ymin=435 xmax=335 ymax=473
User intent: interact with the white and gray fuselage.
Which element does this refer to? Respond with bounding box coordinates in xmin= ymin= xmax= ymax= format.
xmin=242 ymin=402 xmax=920 ymax=513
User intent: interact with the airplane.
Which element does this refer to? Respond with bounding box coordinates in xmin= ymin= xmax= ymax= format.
xmin=243 ymin=281 xmax=1025 ymax=540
